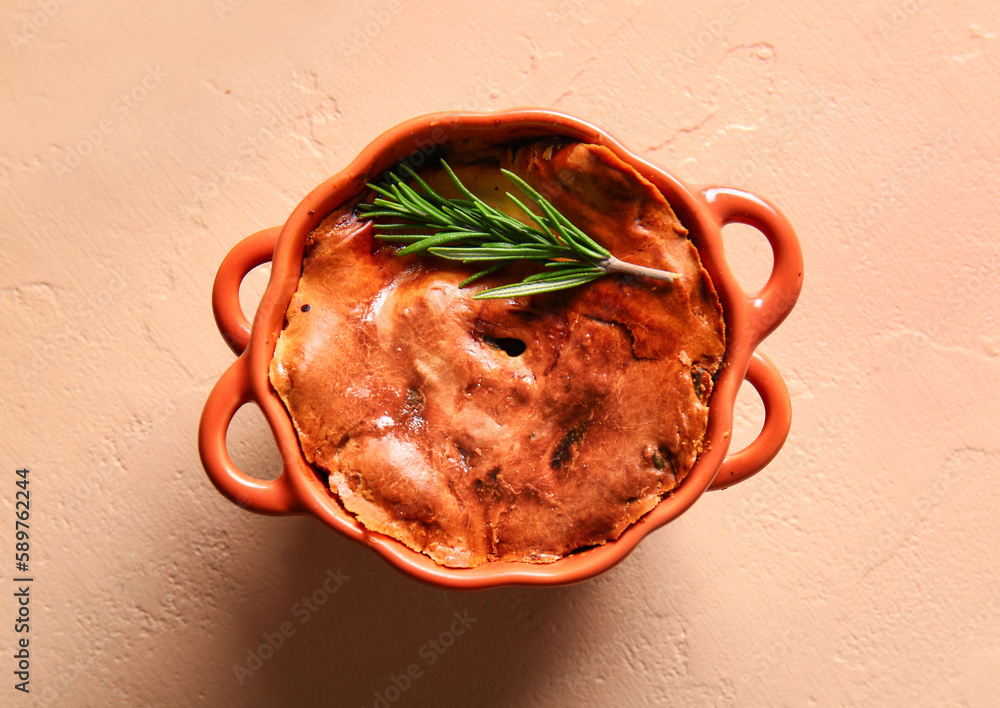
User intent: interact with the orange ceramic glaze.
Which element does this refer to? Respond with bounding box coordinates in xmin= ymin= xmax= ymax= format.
xmin=198 ymin=109 xmax=803 ymax=589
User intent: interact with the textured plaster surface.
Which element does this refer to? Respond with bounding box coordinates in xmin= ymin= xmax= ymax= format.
xmin=2 ymin=0 xmax=999 ymax=706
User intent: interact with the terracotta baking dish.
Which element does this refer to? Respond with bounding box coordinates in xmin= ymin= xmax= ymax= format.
xmin=198 ymin=109 xmax=803 ymax=589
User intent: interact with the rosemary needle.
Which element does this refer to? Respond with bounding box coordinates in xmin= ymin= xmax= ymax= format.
xmin=355 ymin=159 xmax=681 ymax=299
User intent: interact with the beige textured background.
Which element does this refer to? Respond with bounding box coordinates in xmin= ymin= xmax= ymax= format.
xmin=3 ymin=0 xmax=999 ymax=706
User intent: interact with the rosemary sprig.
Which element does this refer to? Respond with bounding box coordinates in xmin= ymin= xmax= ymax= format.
xmin=356 ymin=159 xmax=680 ymax=299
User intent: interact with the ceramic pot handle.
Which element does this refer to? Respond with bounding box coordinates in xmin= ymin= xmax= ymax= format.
xmin=701 ymin=187 xmax=803 ymax=348
xmin=198 ymin=356 xmax=298 ymax=514
xmin=212 ymin=226 xmax=282 ymax=356
xmin=709 ymin=351 xmax=791 ymax=491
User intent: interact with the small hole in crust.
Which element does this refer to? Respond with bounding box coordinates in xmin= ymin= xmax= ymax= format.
xmin=483 ymin=335 xmax=527 ymax=357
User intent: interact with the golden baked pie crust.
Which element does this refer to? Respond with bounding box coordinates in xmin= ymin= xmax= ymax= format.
xmin=269 ymin=140 xmax=725 ymax=567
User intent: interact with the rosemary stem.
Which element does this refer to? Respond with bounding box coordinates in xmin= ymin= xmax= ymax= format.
xmin=359 ymin=159 xmax=683 ymax=298
xmin=599 ymin=256 xmax=681 ymax=282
